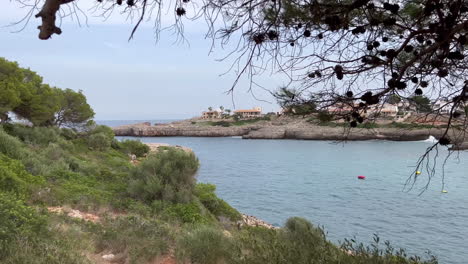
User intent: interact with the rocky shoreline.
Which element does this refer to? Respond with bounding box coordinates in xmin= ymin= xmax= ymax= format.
xmin=239 ymin=214 xmax=278 ymax=229
xmin=113 ymin=117 xmax=468 ymax=150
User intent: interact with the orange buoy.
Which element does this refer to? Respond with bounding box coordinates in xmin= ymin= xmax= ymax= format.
xmin=357 ymin=175 xmax=366 ymax=180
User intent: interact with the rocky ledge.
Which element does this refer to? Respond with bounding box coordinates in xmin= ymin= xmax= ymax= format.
xmin=113 ymin=118 xmax=468 ymax=149
xmin=239 ymin=214 xmax=278 ymax=229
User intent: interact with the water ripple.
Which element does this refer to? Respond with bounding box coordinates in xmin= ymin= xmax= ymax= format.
xmin=121 ymin=136 xmax=468 ymax=264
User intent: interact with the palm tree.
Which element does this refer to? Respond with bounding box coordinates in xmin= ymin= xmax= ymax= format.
xmin=208 ymin=107 xmax=213 ymax=111
xmin=219 ymin=106 xmax=224 ymax=112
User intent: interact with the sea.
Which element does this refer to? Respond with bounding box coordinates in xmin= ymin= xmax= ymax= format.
xmin=100 ymin=120 xmax=468 ymax=264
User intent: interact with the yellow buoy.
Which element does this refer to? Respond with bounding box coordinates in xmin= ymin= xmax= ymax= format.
xmin=442 ymin=190 xmax=448 ymax=193
xmin=416 ymin=171 xmax=421 ymax=175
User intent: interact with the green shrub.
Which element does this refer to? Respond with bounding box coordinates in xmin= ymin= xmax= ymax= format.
xmin=4 ymin=125 xmax=60 ymax=146
xmin=87 ymin=132 xmax=111 ymax=151
xmin=165 ymin=202 xmax=206 ymax=223
xmin=233 ymin=217 xmax=437 ymax=264
xmin=119 ymin=139 xmax=150 ymax=157
xmin=0 ymin=236 xmax=89 ymax=264
xmin=176 ymin=226 xmax=235 ymax=264
xmin=231 ymin=116 xmax=271 ymax=126
xmin=110 ymin=138 xmax=121 ymax=149
xmin=195 ymin=183 xmax=241 ymax=221
xmin=282 ymin=217 xmax=329 ymax=250
xmin=233 ymin=226 xmax=283 ymax=263
xmin=0 ymin=155 xmax=42 ymax=195
xmin=0 ymin=193 xmax=46 ymax=242
xmin=317 ymin=111 xmax=334 ymax=123
xmin=234 ymin=218 xmax=332 ymax=264
xmin=0 ymin=128 xmax=24 ymax=159
xmin=60 ymin=128 xmax=78 ymax=140
xmin=44 ymin=143 xmax=66 ymax=161
xmin=87 ymin=124 xmax=115 ymax=139
xmin=95 ymin=215 xmax=170 ymax=263
xmin=127 ymin=149 xmax=199 ymax=204
xmin=211 ymin=121 xmax=231 ymax=127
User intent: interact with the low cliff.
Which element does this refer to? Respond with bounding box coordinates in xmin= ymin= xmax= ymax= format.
xmin=113 ymin=118 xmax=467 ymax=148
xmin=241 ymin=126 xmax=447 ymax=141
xmin=114 ymin=123 xmax=252 ymax=137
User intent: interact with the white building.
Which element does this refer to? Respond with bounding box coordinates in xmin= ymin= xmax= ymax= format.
xmin=201 ymin=108 xmax=223 ymax=119
xmin=433 ymin=99 xmax=454 ymax=114
xmin=234 ymin=107 xmax=263 ymax=118
xmin=368 ymin=103 xmax=399 ymax=117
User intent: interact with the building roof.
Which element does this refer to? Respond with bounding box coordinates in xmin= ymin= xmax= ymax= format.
xmin=234 ymin=109 xmax=262 ymax=113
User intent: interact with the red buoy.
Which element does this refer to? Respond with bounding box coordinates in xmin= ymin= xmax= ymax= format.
xmin=357 ymin=175 xmax=366 ymax=180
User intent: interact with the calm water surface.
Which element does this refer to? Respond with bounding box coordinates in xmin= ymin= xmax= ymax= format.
xmin=116 ymin=133 xmax=468 ymax=264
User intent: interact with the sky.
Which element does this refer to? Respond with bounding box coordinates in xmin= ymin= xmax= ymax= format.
xmin=0 ymin=1 xmax=285 ymax=120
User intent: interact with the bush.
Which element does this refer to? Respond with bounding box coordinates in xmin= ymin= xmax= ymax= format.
xmin=4 ymin=125 xmax=60 ymax=146
xmin=230 ymin=116 xmax=271 ymax=126
xmin=0 ymin=193 xmax=46 ymax=242
xmin=127 ymin=149 xmax=199 ymax=204
xmin=60 ymin=128 xmax=78 ymax=140
xmin=176 ymin=226 xmax=235 ymax=264
xmin=0 ymin=235 xmax=89 ymax=264
xmin=317 ymin=111 xmax=334 ymax=123
xmin=44 ymin=143 xmax=67 ymax=161
xmin=119 ymin=139 xmax=150 ymax=157
xmin=234 ymin=218 xmax=332 ymax=264
xmin=233 ymin=217 xmax=438 ymax=264
xmin=165 ymin=202 xmax=206 ymax=223
xmin=0 ymin=154 xmax=42 ymax=196
xmin=87 ymin=132 xmax=111 ymax=151
xmin=283 ymin=217 xmax=328 ymax=248
xmin=95 ymin=215 xmax=170 ymax=263
xmin=0 ymin=128 xmax=24 ymax=159
xmin=195 ymin=183 xmax=241 ymax=221
xmin=210 ymin=121 xmax=231 ymax=127
xmin=87 ymin=124 xmax=114 ymax=139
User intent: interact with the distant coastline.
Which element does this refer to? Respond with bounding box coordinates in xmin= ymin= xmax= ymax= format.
xmin=112 ymin=117 xmax=468 ymax=150
xmin=97 ymin=119 xmax=180 ymax=128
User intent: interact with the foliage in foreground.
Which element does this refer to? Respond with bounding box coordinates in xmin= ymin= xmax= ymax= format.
xmin=176 ymin=217 xmax=437 ymax=264
xmin=128 ymin=149 xmax=199 ymax=204
xmin=0 ymin=123 xmax=437 ymax=264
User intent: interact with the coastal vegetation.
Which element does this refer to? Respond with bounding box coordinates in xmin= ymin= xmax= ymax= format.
xmin=0 ymin=121 xmax=440 ymax=264
xmin=0 ymin=58 xmax=94 ymax=127
xmin=0 ymin=60 xmax=439 ymax=264
xmin=199 ymin=115 xmax=272 ymax=127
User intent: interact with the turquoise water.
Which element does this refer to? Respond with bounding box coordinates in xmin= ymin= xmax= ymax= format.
xmin=117 ymin=135 xmax=468 ymax=264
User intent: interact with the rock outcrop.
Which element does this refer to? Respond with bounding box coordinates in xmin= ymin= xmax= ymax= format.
xmin=114 ymin=121 xmax=253 ymax=137
xmin=145 ymin=143 xmax=193 ymax=153
xmin=242 ymin=126 xmax=447 ymax=141
xmin=239 ymin=214 xmax=278 ymax=229
xmin=112 ymin=118 xmax=462 ymax=142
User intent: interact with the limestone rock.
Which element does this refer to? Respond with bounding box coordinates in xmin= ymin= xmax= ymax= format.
xmin=102 ymin=254 xmax=115 ymax=260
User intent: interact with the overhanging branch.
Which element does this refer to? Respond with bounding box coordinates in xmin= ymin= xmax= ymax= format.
xmin=35 ymin=0 xmax=75 ymax=40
